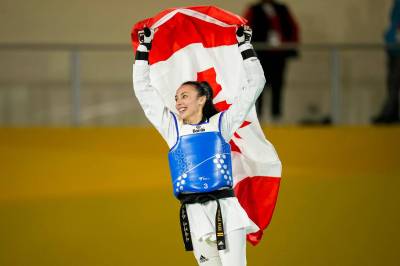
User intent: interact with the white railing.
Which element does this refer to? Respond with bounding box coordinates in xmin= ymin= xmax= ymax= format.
xmin=252 ymin=42 xmax=386 ymax=124
xmin=0 ymin=42 xmax=388 ymax=125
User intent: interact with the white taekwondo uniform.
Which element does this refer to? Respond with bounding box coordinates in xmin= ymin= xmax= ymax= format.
xmin=133 ymin=42 xmax=265 ymax=266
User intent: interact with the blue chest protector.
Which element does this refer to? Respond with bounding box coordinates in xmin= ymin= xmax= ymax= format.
xmin=168 ymin=113 xmax=233 ymax=197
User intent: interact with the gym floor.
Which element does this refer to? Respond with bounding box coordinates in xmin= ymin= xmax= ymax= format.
xmin=0 ymin=126 xmax=399 ymax=266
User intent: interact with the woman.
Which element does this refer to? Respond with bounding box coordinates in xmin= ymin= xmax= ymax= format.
xmin=133 ymin=26 xmax=266 ymax=266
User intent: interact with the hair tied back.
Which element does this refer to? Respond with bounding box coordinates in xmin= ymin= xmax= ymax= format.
xmin=199 ymin=81 xmax=213 ymax=100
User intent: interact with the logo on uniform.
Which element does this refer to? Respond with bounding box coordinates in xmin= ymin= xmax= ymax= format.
xmin=193 ymin=125 xmax=205 ymax=133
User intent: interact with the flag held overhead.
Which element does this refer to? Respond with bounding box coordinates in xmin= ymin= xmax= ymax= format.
xmin=131 ymin=5 xmax=282 ymax=246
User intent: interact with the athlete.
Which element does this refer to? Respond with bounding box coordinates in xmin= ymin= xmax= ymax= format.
xmin=133 ymin=25 xmax=266 ymax=266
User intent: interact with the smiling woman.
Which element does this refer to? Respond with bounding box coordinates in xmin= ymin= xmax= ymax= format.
xmin=175 ymin=81 xmax=218 ymax=124
xmin=133 ymin=24 xmax=266 ymax=266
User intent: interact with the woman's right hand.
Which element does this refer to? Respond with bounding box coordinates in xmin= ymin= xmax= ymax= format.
xmin=138 ymin=27 xmax=155 ymax=50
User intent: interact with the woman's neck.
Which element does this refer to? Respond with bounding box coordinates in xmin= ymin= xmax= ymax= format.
xmin=183 ymin=113 xmax=204 ymax=124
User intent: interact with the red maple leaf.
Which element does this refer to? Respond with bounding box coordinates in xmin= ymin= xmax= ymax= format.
xmin=229 ymin=139 xmax=241 ymax=153
xmin=196 ymin=67 xmax=252 ymax=154
xmin=214 ymin=100 xmax=231 ymax=112
xmin=196 ymin=68 xmax=222 ymax=98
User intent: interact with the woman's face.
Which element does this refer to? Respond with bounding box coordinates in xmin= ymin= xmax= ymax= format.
xmin=175 ymin=85 xmax=206 ymax=122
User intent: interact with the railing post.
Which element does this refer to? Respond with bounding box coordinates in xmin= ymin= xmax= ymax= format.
xmin=330 ymin=47 xmax=341 ymax=124
xmin=70 ymin=50 xmax=81 ymax=126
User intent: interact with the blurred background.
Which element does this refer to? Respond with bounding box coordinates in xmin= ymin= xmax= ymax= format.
xmin=0 ymin=0 xmax=399 ymax=265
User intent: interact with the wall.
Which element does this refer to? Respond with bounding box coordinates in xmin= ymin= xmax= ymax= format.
xmin=0 ymin=0 xmax=393 ymax=44
xmin=0 ymin=0 xmax=395 ymax=124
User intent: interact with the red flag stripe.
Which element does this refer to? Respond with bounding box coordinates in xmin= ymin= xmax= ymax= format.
xmin=234 ymin=176 xmax=281 ymax=245
xmin=132 ymin=7 xmax=246 ymax=64
xmin=152 ymin=14 xmax=236 ymax=64
xmin=183 ymin=6 xmax=246 ymax=25
xmin=133 ymin=6 xmax=245 ymax=34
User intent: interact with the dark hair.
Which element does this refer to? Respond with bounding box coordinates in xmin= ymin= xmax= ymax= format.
xmin=181 ymin=81 xmax=219 ymax=121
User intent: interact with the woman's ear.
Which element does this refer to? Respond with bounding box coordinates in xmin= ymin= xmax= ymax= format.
xmin=199 ymin=95 xmax=207 ymax=106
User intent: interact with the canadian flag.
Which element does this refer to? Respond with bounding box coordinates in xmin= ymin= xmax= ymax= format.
xmin=131 ymin=6 xmax=282 ymax=245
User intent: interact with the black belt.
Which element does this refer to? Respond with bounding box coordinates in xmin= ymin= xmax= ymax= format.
xmin=177 ymin=189 xmax=235 ymax=251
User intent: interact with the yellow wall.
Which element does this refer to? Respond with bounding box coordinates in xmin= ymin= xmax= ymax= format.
xmin=0 ymin=126 xmax=399 ymax=265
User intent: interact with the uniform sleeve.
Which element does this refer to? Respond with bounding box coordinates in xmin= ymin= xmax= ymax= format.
xmin=133 ymin=45 xmax=178 ymax=148
xmin=220 ymin=43 xmax=266 ymax=141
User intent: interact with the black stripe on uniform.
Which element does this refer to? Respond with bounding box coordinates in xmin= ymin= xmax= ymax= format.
xmin=241 ymin=49 xmax=257 ymax=60
xmin=135 ymin=51 xmax=149 ymax=61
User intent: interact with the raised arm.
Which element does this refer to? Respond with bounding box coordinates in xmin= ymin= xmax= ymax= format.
xmin=221 ymin=26 xmax=266 ymax=140
xmin=133 ymin=28 xmax=177 ymax=147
